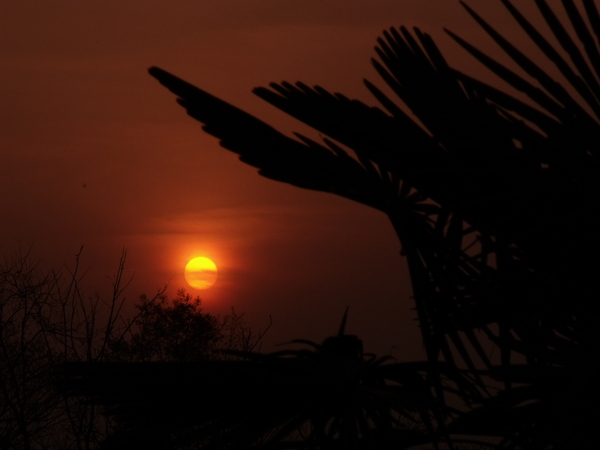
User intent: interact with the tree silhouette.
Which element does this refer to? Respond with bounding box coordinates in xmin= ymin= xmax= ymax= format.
xmin=0 ymin=249 xmax=269 ymax=448
xmin=113 ymin=289 xmax=222 ymax=362
xmin=0 ymin=249 xmax=146 ymax=448
xmin=146 ymin=1 xmax=600 ymax=447
xmin=49 ymin=1 xmax=600 ymax=448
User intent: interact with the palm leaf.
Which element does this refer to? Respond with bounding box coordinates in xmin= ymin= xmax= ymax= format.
xmin=506 ymin=0 xmax=600 ymax=115
xmin=455 ymin=1 xmax=598 ymax=125
xmin=146 ymin=2 xmax=600 ymax=447
xmin=149 ymin=68 xmax=389 ymax=212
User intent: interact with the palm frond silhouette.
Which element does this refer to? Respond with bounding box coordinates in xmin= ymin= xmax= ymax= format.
xmin=58 ymin=1 xmax=600 ymax=448
xmin=148 ymin=1 xmax=600 ymax=446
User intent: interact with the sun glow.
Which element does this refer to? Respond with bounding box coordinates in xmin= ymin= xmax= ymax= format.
xmin=184 ymin=257 xmax=218 ymax=290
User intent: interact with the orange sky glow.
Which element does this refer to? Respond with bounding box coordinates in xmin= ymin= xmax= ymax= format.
xmin=1 ymin=1 xmax=555 ymax=357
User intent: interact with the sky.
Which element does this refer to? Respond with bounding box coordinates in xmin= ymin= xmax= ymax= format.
xmin=1 ymin=1 xmax=552 ymax=358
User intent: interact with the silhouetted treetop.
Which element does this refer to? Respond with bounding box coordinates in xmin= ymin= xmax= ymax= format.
xmin=115 ymin=289 xmax=222 ymax=362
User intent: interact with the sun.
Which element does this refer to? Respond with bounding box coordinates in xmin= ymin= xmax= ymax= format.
xmin=184 ymin=257 xmax=218 ymax=290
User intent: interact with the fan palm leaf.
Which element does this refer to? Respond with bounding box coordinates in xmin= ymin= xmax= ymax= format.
xmin=149 ymin=27 xmax=511 ymax=380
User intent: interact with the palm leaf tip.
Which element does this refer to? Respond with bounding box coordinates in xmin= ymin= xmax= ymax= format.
xmin=338 ymin=306 xmax=350 ymax=336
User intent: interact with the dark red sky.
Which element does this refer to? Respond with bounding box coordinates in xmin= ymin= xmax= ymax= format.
xmin=1 ymin=1 xmax=551 ymax=357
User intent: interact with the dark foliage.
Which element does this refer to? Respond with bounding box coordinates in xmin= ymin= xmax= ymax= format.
xmin=57 ymin=315 xmax=467 ymax=449
xmin=0 ymin=250 xmax=258 ymax=449
xmin=113 ymin=289 xmax=222 ymax=362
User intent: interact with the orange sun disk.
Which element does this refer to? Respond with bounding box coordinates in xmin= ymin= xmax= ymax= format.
xmin=184 ymin=257 xmax=218 ymax=290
